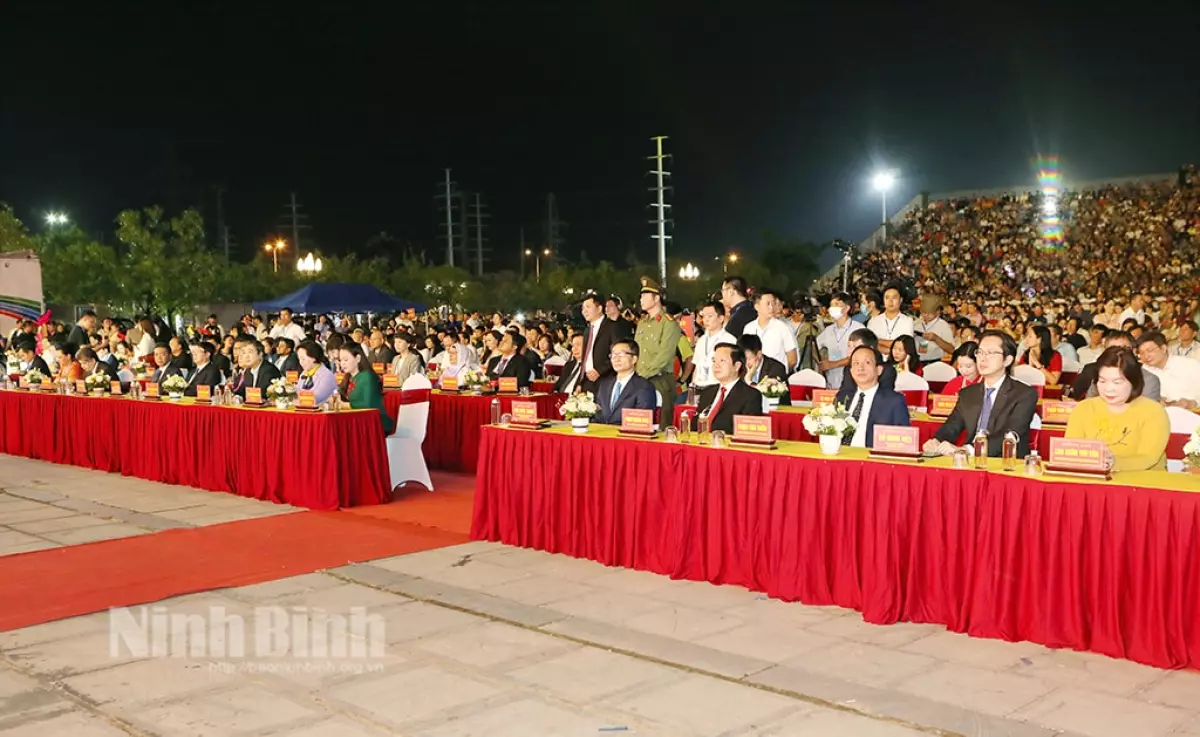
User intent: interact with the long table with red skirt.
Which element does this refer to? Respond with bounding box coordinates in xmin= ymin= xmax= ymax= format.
xmin=384 ymin=390 xmax=564 ymax=473
xmin=673 ymin=404 xmax=1193 ymax=461
xmin=0 ymin=388 xmax=391 ymax=510
xmin=472 ymin=423 xmax=1200 ymax=669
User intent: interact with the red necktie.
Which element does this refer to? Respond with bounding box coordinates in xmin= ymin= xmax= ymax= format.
xmin=708 ymin=386 xmax=728 ymax=419
xmin=497 ymin=358 xmax=509 ymax=374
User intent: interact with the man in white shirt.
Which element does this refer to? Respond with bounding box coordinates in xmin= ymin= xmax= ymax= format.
xmin=691 ymin=300 xmax=735 ymax=389
xmin=269 ymin=308 xmax=306 ymax=345
xmin=741 ymin=289 xmax=798 ymax=371
xmin=913 ymin=295 xmax=956 ymax=367
xmin=1117 ymin=295 xmax=1147 ymax=328
xmin=1170 ymin=320 xmax=1199 ymax=360
xmin=1136 ymin=332 xmax=1200 ymax=409
xmin=815 ymin=292 xmax=862 ymax=390
xmin=1077 ymin=324 xmax=1108 ymax=365
xmin=866 ymin=286 xmax=915 ymax=354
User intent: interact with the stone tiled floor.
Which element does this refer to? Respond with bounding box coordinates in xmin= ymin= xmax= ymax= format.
xmin=0 ymin=456 xmax=300 ymax=555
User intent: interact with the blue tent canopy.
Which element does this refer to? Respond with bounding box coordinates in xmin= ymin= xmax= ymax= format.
xmin=252 ymin=283 xmax=425 ymax=314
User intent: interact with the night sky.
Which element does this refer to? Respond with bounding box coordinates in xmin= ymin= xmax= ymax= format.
xmin=3 ymin=4 xmax=1197 ymax=271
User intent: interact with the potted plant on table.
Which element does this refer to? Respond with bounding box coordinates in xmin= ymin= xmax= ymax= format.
xmin=267 ymin=377 xmax=297 ymax=409
xmin=756 ymin=377 xmax=788 ymax=408
xmin=559 ymin=391 xmax=599 ymax=433
xmin=1185 ymin=428 xmax=1200 ymax=476
xmin=161 ymin=374 xmax=187 ymax=400
xmin=461 ymin=368 xmax=491 ymax=394
xmin=802 ymin=402 xmax=857 ymax=455
xmin=84 ymin=373 xmax=109 ymax=397
xmin=23 ymin=368 xmax=46 ymax=389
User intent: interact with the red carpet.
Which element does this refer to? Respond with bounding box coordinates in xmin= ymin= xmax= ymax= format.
xmin=0 ymin=471 xmax=477 ymax=632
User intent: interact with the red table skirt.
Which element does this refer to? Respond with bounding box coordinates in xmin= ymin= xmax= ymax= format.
xmin=0 ymin=390 xmax=390 ymax=510
xmin=385 ymin=391 xmax=564 ymax=473
xmin=472 ymin=428 xmax=1200 ymax=669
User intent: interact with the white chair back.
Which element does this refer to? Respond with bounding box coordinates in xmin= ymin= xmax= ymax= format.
xmin=922 ymin=362 xmax=957 ymax=382
xmin=117 ymin=369 xmax=135 ymax=384
xmin=544 ymin=355 xmax=566 ymax=367
xmin=789 ymin=369 xmax=827 ymax=389
xmin=893 ymin=372 xmax=930 ymax=391
xmin=387 ymin=373 xmax=434 ymax=492
xmin=396 ymin=374 xmax=431 ymax=444
xmin=1013 ymin=365 xmax=1046 ymax=386
xmin=1166 ymin=407 xmax=1200 ymax=435
xmin=1061 ymin=358 xmax=1083 ymax=373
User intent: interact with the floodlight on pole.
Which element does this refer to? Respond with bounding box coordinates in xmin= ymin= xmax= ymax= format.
xmin=44 ymin=212 xmax=68 ymax=226
xmin=678 ymin=263 xmax=699 ymax=281
xmin=871 ymin=171 xmax=897 ymax=243
xmin=264 ymin=238 xmax=287 ymax=273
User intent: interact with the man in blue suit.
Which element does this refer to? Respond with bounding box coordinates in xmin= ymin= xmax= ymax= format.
xmin=594 ymin=338 xmax=658 ymax=425
xmin=833 ymin=345 xmax=910 ymax=447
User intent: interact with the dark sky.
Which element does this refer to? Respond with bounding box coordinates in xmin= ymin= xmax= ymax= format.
xmin=2 ymin=4 xmax=1197 ymax=272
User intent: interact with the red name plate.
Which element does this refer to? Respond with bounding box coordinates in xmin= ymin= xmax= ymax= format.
xmin=872 ymin=425 xmax=920 ymax=455
xmin=1041 ymin=400 xmax=1076 ymax=425
xmin=382 ymin=374 xmax=400 ymax=389
xmin=928 ymin=393 xmax=958 ymax=417
xmin=498 ymin=377 xmax=518 ymax=393
xmin=620 ymin=408 xmax=655 ymax=435
xmin=245 ymin=387 xmax=263 ymax=404
xmin=76 ymin=380 xmax=87 ymax=393
xmin=510 ymin=400 xmax=539 ymax=425
xmin=811 ymin=389 xmax=838 ymax=408
xmin=195 ymin=384 xmax=211 ymax=401
xmin=145 ymin=383 xmax=160 ymax=398
xmin=110 ymin=380 xmax=122 ymax=395
xmin=1048 ymin=437 xmax=1107 ymax=472
xmin=441 ymin=376 xmax=459 ymax=391
xmin=372 ymin=363 xmax=385 ymax=375
xmin=732 ymin=415 xmax=774 ymax=443
xmin=296 ymin=390 xmax=316 ymax=408
xmin=18 ymin=377 xmax=29 ymax=389
xmin=335 ymin=372 xmax=346 ymax=385
xmin=286 ymin=371 xmax=299 ymax=383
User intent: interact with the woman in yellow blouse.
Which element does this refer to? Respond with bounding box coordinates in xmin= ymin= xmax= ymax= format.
xmin=1065 ymin=347 xmax=1170 ymax=471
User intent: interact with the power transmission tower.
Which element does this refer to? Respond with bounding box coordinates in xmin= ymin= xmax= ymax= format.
xmin=544 ymin=193 xmax=566 ymax=263
xmin=467 ymin=193 xmax=491 ymax=276
xmin=215 ymin=186 xmax=228 ymax=261
xmin=278 ymin=192 xmax=311 ymax=262
xmin=434 ymin=169 xmax=463 ymax=268
xmin=648 ymin=136 xmax=672 ymax=290
xmin=221 ymin=226 xmax=238 ymax=262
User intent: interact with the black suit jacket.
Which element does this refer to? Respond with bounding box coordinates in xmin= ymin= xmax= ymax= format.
xmin=724 ymin=301 xmax=755 ymax=339
xmin=486 ymin=353 xmax=532 ymax=388
xmin=169 ymin=353 xmax=194 ymax=374
xmin=553 ymin=358 xmax=583 ymax=394
xmin=150 ymin=363 xmax=182 ymax=384
xmin=89 ymin=361 xmax=120 ymax=382
xmin=834 ymin=381 xmax=911 ymax=448
xmin=366 ymin=346 xmax=396 ymax=367
xmin=934 ymin=376 xmax=1039 ymax=456
xmin=579 ymin=318 xmax=621 ymax=393
xmin=746 ymin=355 xmax=791 ymax=406
xmin=25 ymin=355 xmax=51 ymax=376
xmin=278 ymin=353 xmax=301 ymax=376
xmin=693 ymin=380 xmax=763 ymax=434
xmin=595 ymin=373 xmax=658 ymax=425
xmin=231 ymin=360 xmax=283 ymax=398
xmin=213 ymin=352 xmax=233 ymax=379
xmin=67 ymin=325 xmax=89 ymax=351
xmin=184 ymin=362 xmax=223 ymax=397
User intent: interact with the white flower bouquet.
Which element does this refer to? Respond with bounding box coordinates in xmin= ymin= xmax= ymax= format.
xmin=559 ymin=391 xmax=599 ymax=420
xmin=24 ymin=368 xmax=46 ymax=385
xmin=1184 ymin=428 xmax=1200 ymax=472
xmin=756 ymin=377 xmax=788 ymax=399
xmin=461 ymin=368 xmax=491 ymax=390
xmin=801 ymin=402 xmax=857 ymax=438
xmin=267 ymin=377 xmax=297 ymax=400
xmin=132 ymin=362 xmax=149 ymax=378
xmin=84 ymin=373 xmax=110 ymax=392
xmin=161 ymin=374 xmax=187 ymax=395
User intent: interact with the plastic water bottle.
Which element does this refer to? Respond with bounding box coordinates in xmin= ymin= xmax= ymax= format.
xmin=490 ymin=397 xmax=501 ymax=425
xmin=973 ymin=431 xmax=989 ymax=469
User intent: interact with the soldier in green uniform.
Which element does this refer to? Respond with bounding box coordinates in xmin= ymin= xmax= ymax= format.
xmin=634 ymin=276 xmax=683 ymax=426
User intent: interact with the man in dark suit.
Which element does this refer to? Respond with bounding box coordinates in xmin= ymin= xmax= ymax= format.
xmin=275 ymin=337 xmax=302 ymax=376
xmin=926 ymin=330 xmax=1039 ymax=457
xmin=554 ymin=333 xmax=586 ymax=394
xmin=66 ymin=311 xmax=96 ymax=352
xmin=168 ymin=336 xmax=194 ymax=374
xmin=834 ymin=345 xmax=910 ymax=447
xmin=184 ymin=342 xmax=223 ymax=397
xmin=365 ymin=329 xmax=396 ymax=368
xmin=692 ymin=342 xmax=764 ymax=433
xmin=14 ymin=339 xmax=51 ymax=376
xmin=595 ymin=338 xmax=658 ymax=424
xmin=149 ymin=343 xmax=182 ymax=383
xmin=485 ymin=332 xmax=532 ymax=388
xmin=580 ymin=294 xmax=621 ymax=394
xmin=76 ymin=346 xmax=119 ymax=383
xmin=739 ymin=334 xmax=790 ymax=406
xmin=230 ymin=336 xmax=282 ymax=398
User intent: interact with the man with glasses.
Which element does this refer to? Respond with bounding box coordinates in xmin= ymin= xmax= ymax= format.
xmin=924 ymin=330 xmax=1039 ymax=458
xmin=1135 ymin=332 xmax=1200 ymax=409
xmin=594 ymin=339 xmax=657 ymax=425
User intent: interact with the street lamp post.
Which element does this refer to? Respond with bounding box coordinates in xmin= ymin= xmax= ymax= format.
xmin=297 ymin=253 xmax=323 ymax=277
xmin=872 ymin=171 xmax=896 ymax=244
xmin=678 ymin=263 xmax=699 ymax=281
xmin=525 ymin=248 xmax=550 ymax=282
xmin=44 ymin=212 xmax=68 ymax=227
xmin=264 ymin=238 xmax=287 ymax=273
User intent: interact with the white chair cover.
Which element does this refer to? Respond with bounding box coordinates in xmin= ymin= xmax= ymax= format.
xmin=544 ymin=355 xmax=566 ymax=367
xmin=1013 ymin=365 xmax=1046 ymax=386
xmin=1166 ymin=406 xmax=1200 ymax=434
xmin=922 ymin=362 xmax=957 ymax=382
xmin=788 ymin=369 xmax=827 ymax=388
xmin=386 ymin=374 xmax=433 ymax=492
xmin=893 ymin=372 xmax=930 ymax=391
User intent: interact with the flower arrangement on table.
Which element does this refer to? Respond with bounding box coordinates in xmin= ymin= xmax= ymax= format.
xmin=559 ymin=391 xmax=599 ymax=432
xmin=131 ymin=362 xmax=149 ymax=378
xmin=1185 ymin=428 xmax=1200 ymax=473
xmin=460 ymin=367 xmax=491 ymax=391
xmin=23 ymin=368 xmax=46 ymax=386
xmin=756 ymin=377 xmax=788 ymax=403
xmin=267 ymin=377 xmax=297 ymax=408
xmin=84 ymin=373 xmax=110 ymax=394
xmin=802 ymin=402 xmax=857 ymax=446
xmin=161 ymin=374 xmax=187 ymax=398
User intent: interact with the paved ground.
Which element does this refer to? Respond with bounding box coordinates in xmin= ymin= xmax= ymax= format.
xmin=0 ymin=456 xmax=300 ymax=555
xmin=2 ymin=460 xmax=1200 ymax=736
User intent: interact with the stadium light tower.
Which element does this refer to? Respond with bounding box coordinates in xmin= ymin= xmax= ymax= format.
xmin=45 ymin=212 xmax=69 ymax=227
xmin=872 ymin=171 xmax=897 ymax=243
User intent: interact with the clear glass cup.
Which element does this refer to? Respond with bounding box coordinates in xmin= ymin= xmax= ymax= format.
xmin=711 ymin=430 xmax=726 ymax=448
xmin=1024 ymin=452 xmax=1043 ymax=476
xmin=499 ymin=412 xmax=512 ymax=426
xmin=664 ymin=426 xmax=679 ymax=443
xmin=953 ymin=449 xmax=970 ymax=469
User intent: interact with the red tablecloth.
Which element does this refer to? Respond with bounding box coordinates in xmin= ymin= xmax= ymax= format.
xmin=385 ymin=391 xmax=563 ymax=473
xmin=0 ymin=390 xmax=390 ymax=510
xmin=472 ymin=427 xmax=1200 ymax=669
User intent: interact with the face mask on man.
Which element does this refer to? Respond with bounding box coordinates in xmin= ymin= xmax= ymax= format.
xmin=828 ymin=306 xmax=845 ymax=320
